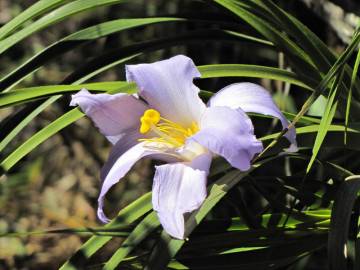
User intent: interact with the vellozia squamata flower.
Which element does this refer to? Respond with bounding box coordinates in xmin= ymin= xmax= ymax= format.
xmin=70 ymin=55 xmax=297 ymax=239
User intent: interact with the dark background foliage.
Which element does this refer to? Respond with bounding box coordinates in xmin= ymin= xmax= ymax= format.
xmin=0 ymin=0 xmax=359 ymax=269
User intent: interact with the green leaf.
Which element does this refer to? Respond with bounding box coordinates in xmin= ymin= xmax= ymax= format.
xmin=1 ymin=108 xmax=83 ymax=172
xmin=252 ymin=0 xmax=331 ymax=72
xmin=45 ymin=28 xmax=269 ymax=85
xmin=345 ymin=48 xmax=360 ymax=144
xmin=0 ymin=97 xmax=57 ymax=153
xmin=103 ymin=212 xmax=160 ymax=270
xmin=0 ymin=0 xmax=129 ymax=55
xmin=282 ymin=112 xmax=321 ymax=125
xmin=0 ymin=17 xmax=183 ymax=90
xmin=1 ymin=225 xmax=132 ymax=238
xmin=306 ymin=68 xmax=345 ymax=172
xmin=260 ymin=124 xmax=360 ymax=143
xmin=198 ymin=64 xmax=315 ymax=90
xmin=0 ymin=0 xmax=68 ymax=40
xmin=214 ymin=0 xmax=320 ymax=80
xmin=0 ymin=81 xmax=129 ymax=107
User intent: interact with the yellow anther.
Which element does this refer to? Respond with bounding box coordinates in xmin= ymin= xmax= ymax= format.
xmin=140 ymin=120 xmax=151 ymax=134
xmin=143 ymin=109 xmax=160 ymax=124
xmin=139 ymin=109 xmax=161 ymax=134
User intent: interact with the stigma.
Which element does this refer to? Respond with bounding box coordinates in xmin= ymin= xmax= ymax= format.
xmin=139 ymin=109 xmax=199 ymax=147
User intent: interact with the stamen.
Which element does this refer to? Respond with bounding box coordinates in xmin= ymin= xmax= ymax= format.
xmin=139 ymin=109 xmax=161 ymax=134
xmin=149 ymin=124 xmax=183 ymax=147
xmin=138 ymin=109 xmax=199 ymax=148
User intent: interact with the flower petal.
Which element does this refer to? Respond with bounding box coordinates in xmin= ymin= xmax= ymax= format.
xmin=152 ymin=153 xmax=211 ymax=239
xmin=208 ymin=83 xmax=297 ymax=151
xmin=70 ymin=89 xmax=148 ymax=144
xmin=190 ymin=106 xmax=263 ymax=171
xmin=100 ymin=130 xmax=141 ymax=182
xmin=126 ymin=55 xmax=206 ymax=126
xmin=98 ymin=142 xmax=164 ymax=223
xmin=100 ymin=133 xmax=180 ymax=183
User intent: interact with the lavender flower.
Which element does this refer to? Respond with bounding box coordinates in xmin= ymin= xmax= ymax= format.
xmin=70 ymin=55 xmax=297 ymax=239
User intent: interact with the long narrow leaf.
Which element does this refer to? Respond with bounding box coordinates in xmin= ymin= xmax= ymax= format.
xmin=0 ymin=0 xmax=68 ymax=40
xmin=0 ymin=17 xmax=183 ymax=90
xmin=345 ymin=48 xmax=360 ymax=144
xmin=306 ymin=68 xmax=345 ymax=172
xmin=0 ymin=81 xmax=128 ymax=107
xmin=0 ymin=0 xmax=129 ymax=55
xmin=1 ymin=108 xmax=83 ymax=171
xmin=103 ymin=212 xmax=160 ymax=270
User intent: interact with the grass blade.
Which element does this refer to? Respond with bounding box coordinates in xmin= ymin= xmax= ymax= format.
xmin=1 ymin=108 xmax=83 ymax=172
xmin=198 ymin=64 xmax=315 ymax=90
xmin=0 ymin=81 xmax=128 ymax=107
xmin=306 ymin=68 xmax=345 ymax=172
xmin=345 ymin=48 xmax=360 ymax=144
xmin=0 ymin=17 xmax=182 ymax=90
xmin=0 ymin=0 xmax=128 ymax=55
xmin=0 ymin=97 xmax=57 ymax=153
xmin=0 ymin=0 xmax=68 ymax=40
xmin=103 ymin=212 xmax=160 ymax=270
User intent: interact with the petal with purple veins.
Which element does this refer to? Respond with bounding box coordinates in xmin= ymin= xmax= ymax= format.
xmin=190 ymin=106 xmax=263 ymax=171
xmin=70 ymin=89 xmax=148 ymax=144
xmin=126 ymin=55 xmax=206 ymax=126
xmin=208 ymin=82 xmax=297 ymax=151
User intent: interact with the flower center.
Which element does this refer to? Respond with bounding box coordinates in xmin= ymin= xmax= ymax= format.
xmin=138 ymin=109 xmax=199 ymax=147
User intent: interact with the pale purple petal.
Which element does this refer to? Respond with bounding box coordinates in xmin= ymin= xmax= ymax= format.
xmin=187 ymin=150 xmax=212 ymax=173
xmin=70 ymin=89 xmax=148 ymax=144
xmin=126 ymin=55 xmax=206 ymax=126
xmin=190 ymin=106 xmax=263 ymax=171
xmin=98 ymin=142 xmax=156 ymax=222
xmin=100 ymin=131 xmax=180 ymax=182
xmin=100 ymin=130 xmax=141 ymax=182
xmin=152 ymin=153 xmax=211 ymax=239
xmin=208 ymin=83 xmax=297 ymax=151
